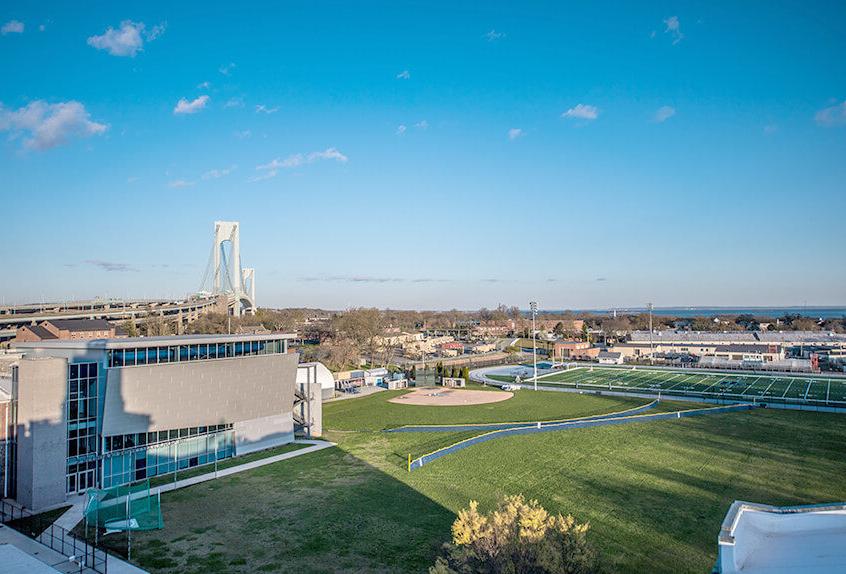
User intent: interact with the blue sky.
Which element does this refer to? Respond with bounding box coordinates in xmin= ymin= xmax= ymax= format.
xmin=1 ymin=1 xmax=845 ymax=310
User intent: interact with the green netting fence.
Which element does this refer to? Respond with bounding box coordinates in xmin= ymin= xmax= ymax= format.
xmin=84 ymin=479 xmax=164 ymax=532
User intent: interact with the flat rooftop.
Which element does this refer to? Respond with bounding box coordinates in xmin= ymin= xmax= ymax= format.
xmin=12 ymin=332 xmax=296 ymax=350
xmin=719 ymin=501 xmax=846 ymax=574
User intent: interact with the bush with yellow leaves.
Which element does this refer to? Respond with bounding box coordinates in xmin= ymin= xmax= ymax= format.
xmin=430 ymin=495 xmax=597 ymax=574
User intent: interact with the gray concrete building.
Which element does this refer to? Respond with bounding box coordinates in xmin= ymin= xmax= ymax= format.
xmin=6 ymin=333 xmax=320 ymax=510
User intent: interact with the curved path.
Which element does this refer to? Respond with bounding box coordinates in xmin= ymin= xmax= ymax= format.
xmin=407 ymin=402 xmax=759 ymax=471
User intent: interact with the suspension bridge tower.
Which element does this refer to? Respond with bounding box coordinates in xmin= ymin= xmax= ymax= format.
xmin=200 ymin=221 xmax=256 ymax=316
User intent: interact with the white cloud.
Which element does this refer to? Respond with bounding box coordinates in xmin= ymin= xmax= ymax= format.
xmin=252 ymin=148 xmax=348 ymax=181
xmin=484 ymin=29 xmax=505 ymax=41
xmin=414 ymin=120 xmax=429 ymax=129
xmin=202 ymin=165 xmax=236 ymax=180
xmin=173 ymin=95 xmax=209 ymax=115
xmin=168 ymin=179 xmax=195 ymax=188
xmin=396 ymin=70 xmax=410 ymax=80
xmin=1 ymin=20 xmax=24 ymax=35
xmin=197 ymin=81 xmax=211 ymax=89
xmin=219 ymin=62 xmax=236 ymax=76
xmin=307 ymin=148 xmax=348 ymax=163
xmin=664 ymin=16 xmax=683 ymax=44
xmin=224 ymin=97 xmax=244 ymax=108
xmin=562 ymin=104 xmax=599 ymax=120
xmin=234 ymin=129 xmax=252 ymax=139
xmin=87 ymin=20 xmax=165 ymax=57
xmin=0 ymin=100 xmax=107 ymax=150
xmin=508 ymin=128 xmax=524 ymax=140
xmin=814 ymin=101 xmax=846 ymax=126
xmin=654 ymin=105 xmax=676 ymax=122
xmin=396 ymin=124 xmax=407 ymax=135
xmin=255 ymin=104 xmax=279 ymax=114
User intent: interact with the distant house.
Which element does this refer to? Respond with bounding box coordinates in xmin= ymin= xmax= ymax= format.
xmin=597 ymin=351 xmax=623 ymax=365
xmin=364 ymin=367 xmax=389 ymax=386
xmin=466 ymin=342 xmax=496 ymax=354
xmin=14 ymin=319 xmax=116 ymax=342
xmin=440 ymin=377 xmax=466 ymax=388
xmin=553 ymin=340 xmax=591 ymax=359
xmin=380 ymin=372 xmax=409 ymax=390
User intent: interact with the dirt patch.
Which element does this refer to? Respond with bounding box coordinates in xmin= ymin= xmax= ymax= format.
xmin=388 ymin=388 xmax=513 ymax=406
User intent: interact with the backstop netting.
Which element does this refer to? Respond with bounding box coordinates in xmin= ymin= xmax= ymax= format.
xmin=84 ymin=479 xmax=164 ymax=532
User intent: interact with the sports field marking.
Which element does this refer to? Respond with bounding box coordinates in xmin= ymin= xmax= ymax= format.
xmin=737 ymin=376 xmax=762 ymax=396
xmin=781 ymin=379 xmax=795 ymax=398
xmin=619 ymin=370 xmax=659 ymax=386
xmin=701 ymin=374 xmax=730 ymax=394
xmin=516 ymin=367 xmax=846 ymax=407
xmin=760 ymin=378 xmax=777 ymax=397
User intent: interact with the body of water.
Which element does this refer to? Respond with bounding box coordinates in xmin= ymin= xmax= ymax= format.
xmin=550 ymin=307 xmax=846 ymax=319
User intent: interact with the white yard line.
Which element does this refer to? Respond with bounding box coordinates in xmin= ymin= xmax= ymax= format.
xmin=630 ymin=371 xmax=664 ymax=389
xmin=701 ymin=374 xmax=730 ymax=394
xmin=803 ymin=380 xmax=813 ymax=400
xmin=666 ymin=373 xmax=699 ymax=391
xmin=826 ymin=381 xmax=831 ymax=404
xmin=781 ymin=379 xmax=795 ymax=398
xmin=738 ymin=375 xmax=762 ymax=396
xmin=760 ymin=378 xmax=777 ymax=397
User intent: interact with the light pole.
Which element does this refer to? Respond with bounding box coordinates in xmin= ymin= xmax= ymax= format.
xmin=530 ymin=301 xmax=538 ymax=390
xmin=648 ymin=302 xmax=654 ymax=366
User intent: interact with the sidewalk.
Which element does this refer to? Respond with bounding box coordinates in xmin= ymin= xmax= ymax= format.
xmin=325 ymin=386 xmax=385 ymax=402
xmin=55 ymin=439 xmax=335 ymax=532
xmin=152 ymin=439 xmax=334 ymax=495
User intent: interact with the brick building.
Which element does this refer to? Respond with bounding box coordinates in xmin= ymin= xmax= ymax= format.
xmin=14 ymin=319 xmax=116 ymax=342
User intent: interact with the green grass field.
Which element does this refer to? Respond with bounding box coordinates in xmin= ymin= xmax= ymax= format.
xmin=323 ymin=384 xmax=653 ymax=431
xmin=120 ymin=387 xmax=846 ymax=574
xmin=535 ymin=366 xmax=846 ymax=406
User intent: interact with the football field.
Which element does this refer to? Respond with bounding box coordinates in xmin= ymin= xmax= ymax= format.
xmin=537 ymin=367 xmax=846 ymax=407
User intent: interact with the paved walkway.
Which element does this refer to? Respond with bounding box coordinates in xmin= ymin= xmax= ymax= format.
xmin=325 ymin=386 xmax=385 ymax=402
xmin=0 ymin=525 xmax=96 ymax=573
xmin=152 ymin=439 xmax=334 ymax=495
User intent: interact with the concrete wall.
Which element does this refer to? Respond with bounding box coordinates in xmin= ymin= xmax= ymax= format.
xmin=101 ymin=352 xmax=299 ymax=435
xmin=234 ymin=412 xmax=294 ymax=455
xmin=15 ymin=357 xmax=67 ymax=510
xmin=302 ymin=382 xmax=322 ymax=437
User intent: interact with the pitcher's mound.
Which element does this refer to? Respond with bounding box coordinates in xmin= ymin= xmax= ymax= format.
xmin=389 ymin=387 xmax=513 ymax=406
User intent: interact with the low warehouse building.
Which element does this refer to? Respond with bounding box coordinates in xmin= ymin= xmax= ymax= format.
xmin=296 ymin=361 xmax=335 ymax=400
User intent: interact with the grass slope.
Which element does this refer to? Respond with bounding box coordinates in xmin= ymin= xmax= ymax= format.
xmin=123 ymin=390 xmax=846 ymax=574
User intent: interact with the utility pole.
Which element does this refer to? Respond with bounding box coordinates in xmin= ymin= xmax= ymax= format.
xmin=530 ymin=301 xmax=538 ymax=390
xmin=648 ymin=302 xmax=654 ymax=366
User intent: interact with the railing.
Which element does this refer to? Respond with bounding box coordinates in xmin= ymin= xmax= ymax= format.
xmin=0 ymin=499 xmax=109 ymax=573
